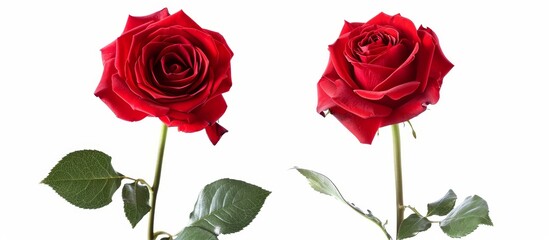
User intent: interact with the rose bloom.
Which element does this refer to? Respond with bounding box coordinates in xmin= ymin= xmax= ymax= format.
xmin=317 ymin=13 xmax=453 ymax=144
xmin=95 ymin=8 xmax=232 ymax=145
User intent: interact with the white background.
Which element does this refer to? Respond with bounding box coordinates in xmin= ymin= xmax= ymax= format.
xmin=1 ymin=0 xmax=548 ymax=239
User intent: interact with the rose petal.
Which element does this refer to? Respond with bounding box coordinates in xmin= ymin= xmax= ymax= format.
xmin=319 ymin=78 xmax=392 ymax=118
xmin=100 ymin=41 xmax=116 ymax=65
xmin=415 ymin=29 xmax=436 ymax=92
xmin=205 ymin=122 xmax=228 ymax=145
xmin=204 ymin=29 xmax=233 ymax=54
xmin=349 ymin=62 xmax=395 ymax=90
xmin=115 ymin=10 xmax=173 ymax=76
xmin=138 ymin=43 xmax=208 ymax=100
xmin=329 ymin=39 xmax=359 ymax=89
xmin=160 ymin=112 xmax=207 ymax=133
xmin=374 ymin=42 xmax=419 ymax=91
xmin=123 ymin=8 xmax=170 ymax=33
xmin=354 ymin=81 xmax=420 ymax=100
xmin=111 ymin=72 xmax=170 ymax=116
xmin=380 ymin=77 xmax=442 ymax=127
xmin=329 ymin=106 xmax=383 ymax=144
xmin=160 ymin=95 xmax=227 ymax=133
xmin=146 ymin=27 xmax=218 ymax=57
xmin=114 ymin=25 xmax=149 ymax=80
xmin=152 ymin=10 xmax=202 ymax=30
xmin=94 ymin=59 xmax=148 ymax=121
xmin=208 ymin=41 xmax=233 ymax=92
xmin=370 ymin=42 xmax=409 ymax=68
xmin=340 ymin=21 xmax=363 ymax=35
xmin=192 ymin=95 xmax=227 ymax=123
xmin=316 ymin=77 xmax=337 ymax=116
xmin=419 ymin=26 xmax=454 ymax=82
xmin=366 ymin=13 xmax=419 ymax=43
xmin=116 ymin=12 xmax=207 ymax=82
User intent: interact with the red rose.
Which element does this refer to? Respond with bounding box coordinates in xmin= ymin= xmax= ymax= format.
xmin=95 ymin=8 xmax=233 ymax=145
xmin=317 ymin=13 xmax=453 ymax=144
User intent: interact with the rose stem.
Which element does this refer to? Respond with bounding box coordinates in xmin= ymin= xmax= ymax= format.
xmin=391 ymin=124 xmax=404 ymax=234
xmin=148 ymin=124 xmax=168 ymax=240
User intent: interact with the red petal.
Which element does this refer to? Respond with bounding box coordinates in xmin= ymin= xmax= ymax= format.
xmin=160 ymin=113 xmax=208 ymax=133
xmin=204 ymin=29 xmax=234 ymax=56
xmin=340 ymin=21 xmax=362 ymax=35
xmin=148 ymin=10 xmax=202 ymax=31
xmin=94 ymin=59 xmax=148 ymax=121
xmin=160 ymin=95 xmax=227 ymax=133
xmin=123 ymin=8 xmax=170 ymax=33
xmin=330 ymin=106 xmax=383 ymax=144
xmin=205 ymin=122 xmax=228 ymax=145
xmin=354 ymin=81 xmax=420 ymax=100
xmin=193 ymin=95 xmax=227 ymax=123
xmin=366 ymin=13 xmax=420 ymax=43
xmin=328 ymin=36 xmax=359 ymax=89
xmin=316 ymin=77 xmax=337 ymax=115
xmin=100 ymin=41 xmax=116 ymax=65
xmin=319 ymin=78 xmax=392 ymax=119
xmin=419 ymin=26 xmax=454 ymax=82
xmin=415 ymin=29 xmax=436 ymax=92
xmin=374 ymin=43 xmax=419 ymax=91
xmin=111 ymin=73 xmax=169 ymax=116
xmin=350 ymin=62 xmax=395 ymax=90
xmin=380 ymin=79 xmax=440 ymax=127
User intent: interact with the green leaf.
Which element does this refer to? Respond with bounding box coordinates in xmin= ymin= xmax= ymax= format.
xmin=440 ymin=195 xmax=493 ymax=238
xmin=427 ymin=189 xmax=457 ymax=217
xmin=295 ymin=167 xmax=347 ymax=202
xmin=122 ymin=181 xmax=151 ymax=228
xmin=397 ymin=214 xmax=431 ymax=239
xmin=189 ymin=178 xmax=270 ymax=235
xmin=174 ymin=227 xmax=218 ymax=240
xmin=41 ymin=150 xmax=124 ymax=209
xmin=295 ymin=167 xmax=392 ymax=239
xmin=295 ymin=167 xmax=373 ymax=216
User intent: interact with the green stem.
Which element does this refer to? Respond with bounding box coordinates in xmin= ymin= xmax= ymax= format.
xmin=392 ymin=124 xmax=404 ymax=234
xmin=148 ymin=124 xmax=168 ymax=240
